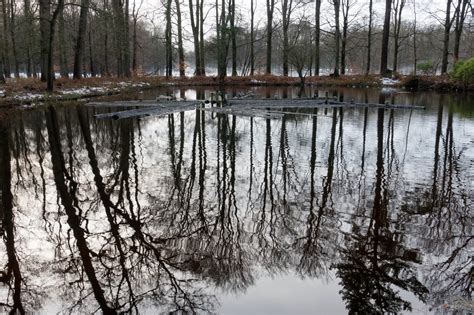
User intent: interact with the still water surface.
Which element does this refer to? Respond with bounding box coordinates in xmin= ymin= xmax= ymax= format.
xmin=0 ymin=87 xmax=473 ymax=314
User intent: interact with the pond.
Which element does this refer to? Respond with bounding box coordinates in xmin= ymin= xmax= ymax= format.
xmin=0 ymin=86 xmax=473 ymax=314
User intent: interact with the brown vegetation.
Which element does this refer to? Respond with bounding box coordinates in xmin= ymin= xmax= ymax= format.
xmin=0 ymin=74 xmax=471 ymax=109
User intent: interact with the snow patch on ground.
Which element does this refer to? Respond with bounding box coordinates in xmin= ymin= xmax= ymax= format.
xmin=60 ymin=87 xmax=108 ymax=95
xmin=116 ymin=81 xmax=150 ymax=88
xmin=61 ymin=82 xmax=149 ymax=96
xmin=13 ymin=93 xmax=44 ymax=101
xmin=250 ymin=79 xmax=266 ymax=84
xmin=381 ymin=77 xmax=400 ymax=86
xmin=6 ymin=81 xmax=151 ymax=105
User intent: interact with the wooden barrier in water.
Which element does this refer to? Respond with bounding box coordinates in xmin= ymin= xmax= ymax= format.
xmin=88 ymin=97 xmax=425 ymax=120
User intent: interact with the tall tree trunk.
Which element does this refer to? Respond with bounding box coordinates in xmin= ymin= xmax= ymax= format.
xmin=0 ymin=58 xmax=4 ymax=83
xmin=46 ymin=0 xmax=64 ymax=92
xmin=231 ymin=0 xmax=237 ymax=76
xmin=250 ymin=0 xmax=255 ymax=75
xmin=441 ymin=0 xmax=453 ymax=74
xmin=366 ymin=0 xmax=373 ymax=74
xmin=380 ymin=0 xmax=392 ymax=76
xmin=103 ymin=0 xmax=110 ymax=76
xmin=199 ymin=0 xmax=205 ymax=75
xmin=88 ymin=30 xmax=95 ymax=77
xmin=453 ymin=0 xmax=468 ymax=62
xmin=9 ymin=0 xmax=19 ymax=78
xmin=111 ymin=0 xmax=123 ymax=76
xmin=165 ymin=0 xmax=172 ymax=77
xmin=23 ymin=0 xmax=33 ymax=77
xmin=123 ymin=0 xmax=130 ymax=76
xmin=282 ymin=0 xmax=293 ymax=76
xmin=189 ymin=0 xmax=201 ymax=75
xmin=341 ymin=0 xmax=349 ymax=75
xmin=73 ymin=0 xmax=90 ymax=79
xmin=392 ymin=0 xmax=405 ymax=73
xmin=175 ymin=0 xmax=185 ymax=77
xmin=58 ymin=10 xmax=69 ymax=78
xmin=333 ymin=0 xmax=340 ymax=76
xmin=217 ymin=0 xmax=228 ymax=79
xmin=215 ymin=0 xmax=219 ymax=77
xmin=266 ymin=0 xmax=275 ymax=74
xmin=314 ymin=0 xmax=321 ymax=75
xmin=111 ymin=0 xmax=130 ymax=77
xmin=1 ymin=0 xmax=11 ymax=78
xmin=132 ymin=12 xmax=137 ymax=73
xmin=39 ymin=0 xmax=50 ymax=81
xmin=412 ymin=0 xmax=417 ymax=74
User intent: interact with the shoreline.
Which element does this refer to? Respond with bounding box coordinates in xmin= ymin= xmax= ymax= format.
xmin=0 ymin=74 xmax=471 ymax=109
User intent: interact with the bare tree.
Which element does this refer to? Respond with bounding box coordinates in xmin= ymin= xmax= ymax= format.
xmin=453 ymin=0 xmax=470 ymax=61
xmin=23 ymin=0 xmax=34 ymax=77
xmin=289 ymin=18 xmax=313 ymax=84
xmin=102 ymin=0 xmax=111 ymax=76
xmin=230 ymin=0 xmax=237 ymax=76
xmin=131 ymin=0 xmax=144 ymax=74
xmin=380 ymin=0 xmax=392 ymax=75
xmin=441 ymin=0 xmax=454 ymax=74
xmin=189 ymin=0 xmax=204 ymax=75
xmin=9 ymin=0 xmax=19 ymax=77
xmin=392 ymin=0 xmax=406 ymax=73
xmin=366 ymin=0 xmax=373 ymax=74
xmin=412 ymin=0 xmax=417 ymax=74
xmin=341 ymin=0 xmax=357 ymax=75
xmin=1 ymin=0 xmax=11 ymax=78
xmin=73 ymin=0 xmax=91 ymax=79
xmin=39 ymin=0 xmax=64 ymax=91
xmin=266 ymin=0 xmax=275 ymax=74
xmin=175 ymin=0 xmax=185 ymax=76
xmin=165 ymin=0 xmax=173 ymax=77
xmin=216 ymin=0 xmax=230 ymax=79
xmin=332 ymin=0 xmax=341 ymax=76
xmin=281 ymin=0 xmax=294 ymax=76
xmin=111 ymin=0 xmax=131 ymax=76
xmin=0 ymin=0 xmax=5 ymax=81
xmin=199 ymin=0 xmax=205 ymax=75
xmin=250 ymin=0 xmax=256 ymax=75
xmin=314 ymin=0 xmax=321 ymax=75
xmin=58 ymin=9 xmax=68 ymax=78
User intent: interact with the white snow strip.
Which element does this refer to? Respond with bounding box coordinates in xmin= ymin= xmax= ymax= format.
xmin=13 ymin=93 xmax=44 ymax=101
xmin=381 ymin=78 xmax=400 ymax=86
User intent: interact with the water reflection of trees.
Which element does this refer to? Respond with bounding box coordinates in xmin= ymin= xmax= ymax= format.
xmin=33 ymin=106 xmax=215 ymax=313
xmin=1 ymin=100 xmax=472 ymax=313
xmin=0 ymin=120 xmax=26 ymax=314
xmin=295 ymin=109 xmax=339 ymax=278
xmin=400 ymin=103 xmax=473 ymax=311
xmin=335 ymin=109 xmax=428 ymax=314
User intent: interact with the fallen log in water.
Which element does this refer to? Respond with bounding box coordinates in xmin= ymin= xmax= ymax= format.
xmin=199 ymin=107 xmax=284 ymax=119
xmin=227 ymin=98 xmax=425 ymax=110
xmin=88 ymin=100 xmax=199 ymax=108
xmin=95 ymin=104 xmax=196 ymax=120
xmin=328 ymin=100 xmax=425 ymax=110
xmin=90 ymin=97 xmax=424 ymax=120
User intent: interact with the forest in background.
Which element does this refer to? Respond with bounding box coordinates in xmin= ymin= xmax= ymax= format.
xmin=0 ymin=0 xmax=472 ymax=91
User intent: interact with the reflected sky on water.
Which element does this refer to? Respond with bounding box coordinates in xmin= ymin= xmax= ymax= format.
xmin=0 ymin=87 xmax=473 ymax=314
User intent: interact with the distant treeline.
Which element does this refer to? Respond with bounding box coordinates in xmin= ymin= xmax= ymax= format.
xmin=0 ymin=0 xmax=472 ymax=90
